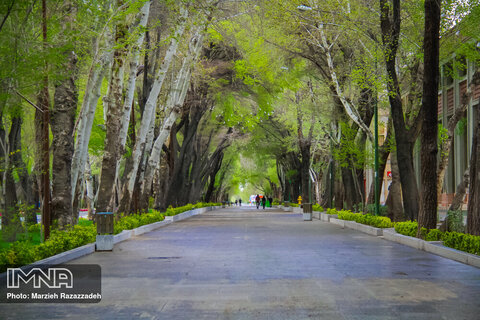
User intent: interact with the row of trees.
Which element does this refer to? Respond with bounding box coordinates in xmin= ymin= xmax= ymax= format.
xmin=209 ymin=0 xmax=480 ymax=235
xmin=1 ymin=0 xmax=479 ymax=241
xmin=0 ymin=0 xmax=245 ymax=240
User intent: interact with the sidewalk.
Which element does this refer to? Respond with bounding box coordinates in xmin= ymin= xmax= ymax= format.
xmin=2 ymin=206 xmax=480 ymax=319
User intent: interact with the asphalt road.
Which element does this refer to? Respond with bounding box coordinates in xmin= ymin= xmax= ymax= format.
xmin=2 ymin=206 xmax=480 ymax=319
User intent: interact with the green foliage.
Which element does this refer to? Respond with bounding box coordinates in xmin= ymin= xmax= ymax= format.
xmin=443 ymin=232 xmax=480 ymax=255
xmin=395 ymin=221 xmax=418 ymax=237
xmin=353 ymin=203 xmax=389 ymax=216
xmin=438 ymin=123 xmax=449 ymax=158
xmin=0 ymin=224 xmax=96 ymax=272
xmin=0 ymin=203 xmax=220 ymax=271
xmin=421 ymin=228 xmax=444 ymax=241
xmin=114 ymin=210 xmax=164 ymax=234
xmin=333 ymin=122 xmax=369 ymax=169
xmin=336 ymin=210 xmax=394 ymax=228
xmin=446 ymin=210 xmax=465 ymax=233
xmin=312 ymin=204 xmax=324 ymax=212
xmin=326 ymin=208 xmax=338 ymax=215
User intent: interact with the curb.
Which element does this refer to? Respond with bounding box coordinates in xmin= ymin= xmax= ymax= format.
xmin=1 ymin=206 xmax=219 ymax=272
xmin=326 ymin=218 xmax=480 ymax=269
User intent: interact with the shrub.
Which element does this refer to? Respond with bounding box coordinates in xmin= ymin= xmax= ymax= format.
xmin=0 ymin=202 xmax=220 ymax=272
xmin=422 ymin=228 xmax=444 ymax=241
xmin=395 ymin=221 xmax=418 ymax=237
xmin=443 ymin=232 xmax=480 ymax=255
xmin=326 ymin=208 xmax=338 ymax=215
xmin=446 ymin=210 xmax=464 ymax=233
xmin=337 ymin=210 xmax=394 ymax=228
xmin=312 ymin=204 xmax=324 ymax=212
xmin=0 ymin=224 xmax=96 ymax=273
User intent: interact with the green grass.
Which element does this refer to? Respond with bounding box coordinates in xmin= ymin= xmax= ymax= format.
xmin=0 ymin=229 xmax=42 ymax=249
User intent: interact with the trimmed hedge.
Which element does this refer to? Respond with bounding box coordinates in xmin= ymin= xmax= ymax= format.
xmin=395 ymin=221 xmax=418 ymax=237
xmin=443 ymin=232 xmax=480 ymax=255
xmin=335 ymin=209 xmax=394 ymax=228
xmin=394 ymin=221 xmax=480 ymax=256
xmin=0 ymin=202 xmax=220 ymax=272
xmin=0 ymin=224 xmax=96 ymax=272
xmin=312 ymin=204 xmax=324 ymax=212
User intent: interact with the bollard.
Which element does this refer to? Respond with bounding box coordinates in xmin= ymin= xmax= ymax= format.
xmin=96 ymin=212 xmax=114 ymax=251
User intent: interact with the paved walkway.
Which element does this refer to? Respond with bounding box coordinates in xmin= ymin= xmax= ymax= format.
xmin=3 ymin=206 xmax=480 ymax=319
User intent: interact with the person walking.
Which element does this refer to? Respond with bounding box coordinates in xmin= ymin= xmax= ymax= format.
xmin=255 ymin=194 xmax=260 ymax=209
xmin=239 ymin=198 xmax=242 ymax=206
xmin=262 ymin=196 xmax=266 ymax=210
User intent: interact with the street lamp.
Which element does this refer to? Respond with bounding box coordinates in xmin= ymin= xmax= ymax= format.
xmin=374 ymin=45 xmax=380 ymax=216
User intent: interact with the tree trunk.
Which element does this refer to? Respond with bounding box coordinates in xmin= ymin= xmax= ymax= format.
xmin=122 ymin=6 xmax=188 ymax=209
xmin=466 ymin=106 xmax=480 ymax=235
xmin=1 ymin=117 xmax=22 ymax=240
xmin=96 ymin=11 xmax=128 ymax=213
xmin=417 ymin=0 xmax=441 ymax=236
xmin=380 ymin=0 xmax=419 ymax=221
xmin=51 ymin=49 xmax=78 ymax=228
xmin=386 ymin=148 xmax=404 ymax=221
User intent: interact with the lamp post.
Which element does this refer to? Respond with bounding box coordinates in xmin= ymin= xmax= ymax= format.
xmin=374 ymin=92 xmax=379 ymax=216
xmin=374 ymin=45 xmax=380 ymax=216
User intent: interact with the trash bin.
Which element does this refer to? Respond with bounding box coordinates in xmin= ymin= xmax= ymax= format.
xmin=96 ymin=212 xmax=114 ymax=251
xmin=303 ymin=203 xmax=312 ymax=221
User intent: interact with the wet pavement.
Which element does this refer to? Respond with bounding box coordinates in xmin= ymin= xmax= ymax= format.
xmin=2 ymin=206 xmax=480 ymax=319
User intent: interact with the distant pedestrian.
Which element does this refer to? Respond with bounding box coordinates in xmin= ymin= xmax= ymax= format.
xmin=255 ymin=194 xmax=260 ymax=209
xmin=239 ymin=198 xmax=242 ymax=206
xmin=262 ymin=196 xmax=266 ymax=209
xmin=235 ymin=200 xmax=238 ymax=206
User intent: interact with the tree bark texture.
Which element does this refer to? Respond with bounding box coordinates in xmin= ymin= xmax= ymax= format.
xmin=123 ymin=6 xmax=188 ymax=207
xmin=466 ymin=106 xmax=480 ymax=235
xmin=418 ymin=0 xmax=441 ymax=234
xmin=380 ymin=0 xmax=419 ymax=221
xmin=51 ymin=50 xmax=78 ymax=228
xmin=96 ymin=10 xmax=129 ymax=213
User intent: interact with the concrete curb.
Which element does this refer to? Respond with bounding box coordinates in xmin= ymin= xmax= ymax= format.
xmin=331 ymin=223 xmax=480 ymax=269
xmin=31 ymin=243 xmax=96 ymax=266
xmin=381 ymin=229 xmax=480 ymax=268
xmin=343 ymin=220 xmax=384 ymax=236
xmin=3 ymin=206 xmax=219 ymax=271
xmin=329 ymin=218 xmax=345 ymax=228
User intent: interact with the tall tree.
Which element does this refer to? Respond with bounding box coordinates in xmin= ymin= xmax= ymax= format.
xmin=51 ymin=0 xmax=79 ymax=228
xmin=418 ymin=0 xmax=441 ymax=234
xmin=380 ymin=0 xmax=422 ymax=221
